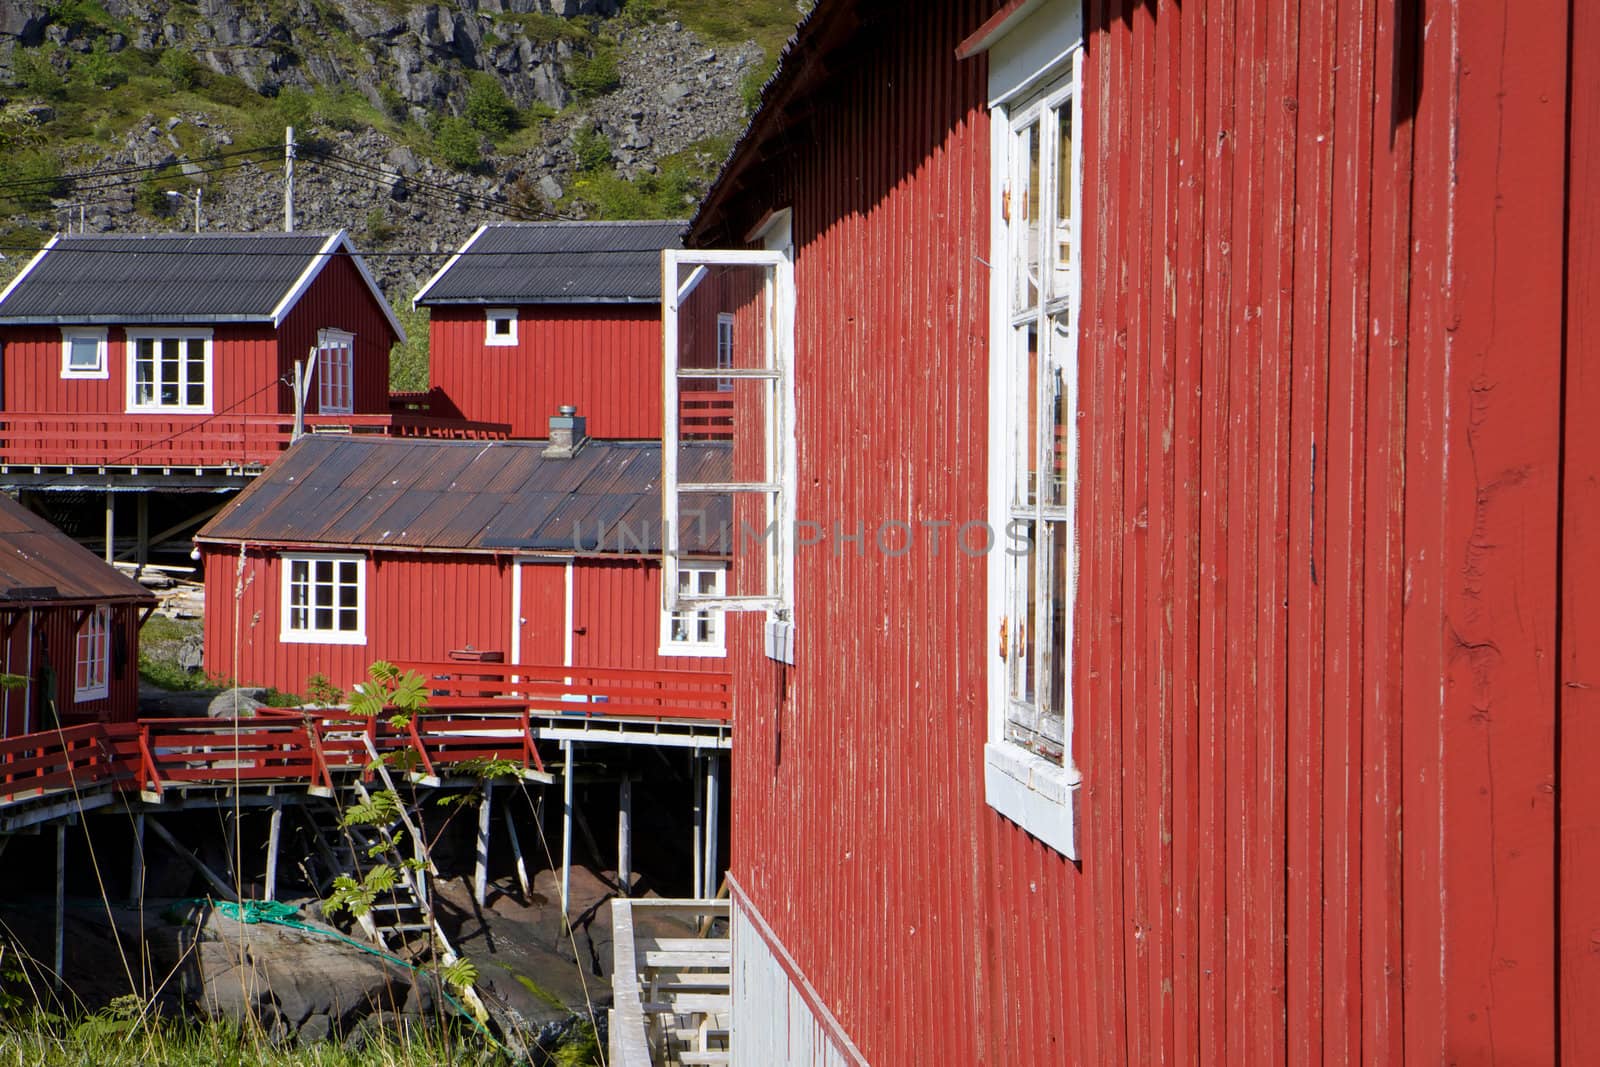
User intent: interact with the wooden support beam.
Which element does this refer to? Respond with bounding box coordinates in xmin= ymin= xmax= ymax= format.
xmin=703 ymin=754 xmax=719 ymax=899
xmin=474 ymin=782 xmax=493 ymax=908
xmin=618 ymin=776 xmax=632 ymax=898
xmin=264 ymin=802 xmax=282 ymax=903
xmin=561 ymin=741 xmax=574 ymax=920
xmin=53 ymin=822 xmax=65 ymax=991
xmin=127 ymin=813 xmax=144 ymax=904
xmin=504 ymin=803 xmax=530 ymax=900
xmin=691 ymin=750 xmax=704 ymax=899
xmin=135 ymin=494 xmax=148 ymax=569
xmin=146 ymin=817 xmax=238 ymax=902
xmin=113 ymin=501 xmax=225 ymax=564
xmin=103 ymin=489 xmax=113 ymax=565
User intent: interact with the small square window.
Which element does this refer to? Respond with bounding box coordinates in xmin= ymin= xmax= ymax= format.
xmin=60 ymin=328 xmax=107 ymax=379
xmin=660 ymin=564 xmax=728 ymax=657
xmin=486 ymin=308 xmax=518 ymax=346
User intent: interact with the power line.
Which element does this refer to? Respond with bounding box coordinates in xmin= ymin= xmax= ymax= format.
xmin=297 ymin=146 xmax=579 ymax=223
xmin=296 ymin=151 xmax=566 ymax=223
xmin=0 ymin=145 xmax=281 ymax=193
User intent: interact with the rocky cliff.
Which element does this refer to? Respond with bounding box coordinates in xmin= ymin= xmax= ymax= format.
xmin=0 ymin=1 xmax=800 ymax=325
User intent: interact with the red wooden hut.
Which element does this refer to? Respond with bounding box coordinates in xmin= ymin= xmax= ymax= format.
xmin=414 ymin=221 xmax=726 ymax=440
xmin=0 ymin=493 xmax=154 ymax=737
xmin=193 ymin=427 xmax=731 ymax=698
xmin=0 ymin=230 xmax=414 ymax=472
xmin=657 ymin=0 xmax=1600 ymax=1062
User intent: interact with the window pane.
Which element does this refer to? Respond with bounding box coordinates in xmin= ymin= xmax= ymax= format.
xmin=70 ymin=336 xmax=99 ymax=369
xmin=1013 ymin=121 xmax=1041 ymax=313
xmin=135 ymin=339 xmax=155 ymax=404
xmin=1052 ymin=103 xmax=1074 ymax=300
xmin=1015 ymin=324 xmax=1039 ymax=508
xmin=1007 ymin=521 xmax=1037 ymax=710
xmin=1043 ymin=355 xmax=1070 ymax=508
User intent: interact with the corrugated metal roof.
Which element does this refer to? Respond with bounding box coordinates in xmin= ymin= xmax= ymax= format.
xmin=413 ymin=220 xmax=685 ymax=306
xmin=0 ymin=495 xmax=155 ymax=606
xmin=0 ymin=231 xmax=394 ymax=328
xmin=195 ymin=436 xmax=731 ymax=555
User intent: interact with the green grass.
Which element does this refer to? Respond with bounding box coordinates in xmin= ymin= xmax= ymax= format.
xmin=136 ymin=615 xmax=302 ymax=705
xmin=623 ymin=0 xmax=802 ymax=58
xmin=0 ymin=1011 xmax=509 ymax=1066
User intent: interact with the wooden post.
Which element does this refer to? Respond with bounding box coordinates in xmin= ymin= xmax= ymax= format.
xmin=691 ymin=750 xmax=704 ymax=899
xmin=474 ymin=782 xmax=493 ymax=908
xmin=53 ymin=822 xmax=65 ymax=990
xmin=264 ymin=802 xmax=283 ymax=903
xmin=135 ymin=494 xmax=149 ymax=571
xmin=504 ymin=803 xmax=530 ymax=899
xmin=703 ymin=753 xmax=720 ymax=899
xmin=618 ymin=776 xmax=632 ymax=898
xmin=223 ymin=811 xmax=238 ymax=889
xmin=561 ymin=741 xmax=574 ymax=920
xmin=128 ymin=813 xmax=145 ymax=904
xmin=103 ymin=489 xmax=114 ymax=564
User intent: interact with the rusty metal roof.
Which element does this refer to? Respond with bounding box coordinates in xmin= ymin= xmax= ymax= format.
xmin=0 ymin=495 xmax=155 ymax=607
xmin=195 ymin=436 xmax=731 ymax=556
xmin=412 ymin=220 xmax=685 ymax=306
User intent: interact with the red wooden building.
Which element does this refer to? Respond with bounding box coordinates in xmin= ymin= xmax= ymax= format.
xmin=652 ymin=0 xmax=1600 ymax=1063
xmin=414 ymin=221 xmax=715 ymax=440
xmin=0 ymin=230 xmax=424 ymax=472
xmin=193 ymin=429 xmax=731 ymax=699
xmin=0 ymin=493 xmax=154 ymax=737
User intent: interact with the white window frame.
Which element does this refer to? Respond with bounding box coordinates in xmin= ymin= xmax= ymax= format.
xmin=280 ymin=553 xmax=367 ymax=645
xmin=661 ymin=214 xmax=796 ymax=663
xmin=60 ymin=327 xmax=108 ymax=379
xmin=317 ymin=328 xmax=355 ymax=415
xmin=485 ymin=307 xmax=518 ymax=346
xmin=74 ymin=605 xmax=111 ymax=701
xmin=125 ymin=328 xmax=213 ymax=414
xmin=984 ymin=45 xmax=1084 ymax=860
xmin=659 ymin=563 xmax=729 ymax=657
xmin=715 ymin=312 xmax=735 ymax=392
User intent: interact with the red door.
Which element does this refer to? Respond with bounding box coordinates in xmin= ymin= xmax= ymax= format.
xmin=517 ymin=560 xmax=568 ymax=668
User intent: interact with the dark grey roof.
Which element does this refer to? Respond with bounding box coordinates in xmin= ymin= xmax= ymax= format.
xmin=0 ymin=231 xmax=401 ymax=332
xmin=195 ymin=435 xmax=730 ymax=556
xmin=413 ymin=220 xmax=685 ymax=306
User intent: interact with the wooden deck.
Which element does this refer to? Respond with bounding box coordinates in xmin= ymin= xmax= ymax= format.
xmin=610 ymin=898 xmax=732 ymax=1067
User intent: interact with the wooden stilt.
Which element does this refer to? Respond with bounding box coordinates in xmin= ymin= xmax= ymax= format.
xmin=561 ymin=741 xmax=574 ymax=919
xmin=54 ymin=822 xmax=65 ymax=990
xmin=703 ymin=753 xmax=720 ymax=898
xmin=146 ymin=817 xmax=238 ymax=901
xmin=135 ymin=494 xmax=149 ymax=571
xmin=474 ymin=782 xmax=493 ymax=907
xmin=691 ymin=750 xmax=704 ymax=899
xmin=618 ymin=776 xmax=632 ymax=897
xmin=223 ymin=811 xmax=238 ymax=888
xmin=264 ymin=802 xmax=283 ymax=903
xmin=103 ymin=489 xmax=114 ymax=564
xmin=504 ymin=803 xmax=530 ymax=899
xmin=128 ymin=813 xmax=145 ymax=904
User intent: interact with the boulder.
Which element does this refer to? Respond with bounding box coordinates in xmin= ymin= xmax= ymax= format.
xmin=207 ymin=687 xmax=266 ymax=718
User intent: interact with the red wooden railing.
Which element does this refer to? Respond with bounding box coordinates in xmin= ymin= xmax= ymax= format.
xmin=679 ymin=394 xmax=734 ymax=441
xmin=0 ymin=664 xmax=730 ymax=807
xmin=0 ymin=412 xmax=511 ymax=469
xmin=393 ymin=659 xmax=734 ymax=723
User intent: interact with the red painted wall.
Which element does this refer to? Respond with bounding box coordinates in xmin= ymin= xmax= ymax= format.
xmin=701 ymin=1 xmax=1592 ymax=1064
xmin=201 ymin=547 xmax=721 ymax=695
xmin=0 ymin=603 xmax=141 ymax=738
xmin=275 ymin=251 xmax=398 ymax=416
xmin=426 ymin=304 xmax=661 ymax=438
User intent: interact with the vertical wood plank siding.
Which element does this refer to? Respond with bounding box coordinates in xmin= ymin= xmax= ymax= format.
xmin=428 ymin=305 xmax=662 ymax=438
xmin=705 ymin=0 xmax=1588 ymax=1062
xmin=0 ymin=604 xmax=141 ymax=736
xmin=276 ymin=252 xmax=400 ymax=416
xmin=202 ymin=548 xmax=718 ymax=693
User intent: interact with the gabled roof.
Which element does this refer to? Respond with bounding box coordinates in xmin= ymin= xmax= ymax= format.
xmin=0 ymin=495 xmax=155 ymax=607
xmin=412 ymin=220 xmax=686 ymax=307
xmin=0 ymin=230 xmax=405 ymax=340
xmin=195 ymin=435 xmax=730 ymax=556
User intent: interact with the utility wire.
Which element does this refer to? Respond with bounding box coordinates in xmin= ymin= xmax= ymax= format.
xmin=0 ymin=144 xmax=281 ymax=193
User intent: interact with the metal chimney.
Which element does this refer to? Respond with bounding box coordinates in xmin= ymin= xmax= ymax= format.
xmin=543 ymin=404 xmax=587 ymax=459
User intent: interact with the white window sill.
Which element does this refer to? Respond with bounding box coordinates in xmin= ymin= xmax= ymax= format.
xmin=62 ymin=367 xmax=108 ymax=380
xmin=280 ymin=630 xmax=367 ymax=646
xmin=984 ymin=742 xmax=1079 ymax=859
xmin=485 ymin=337 xmax=518 ymax=348
xmin=658 ymin=644 xmax=727 ymax=659
xmin=75 ymin=685 xmax=109 ymax=701
xmin=127 ymin=405 xmax=212 ymax=416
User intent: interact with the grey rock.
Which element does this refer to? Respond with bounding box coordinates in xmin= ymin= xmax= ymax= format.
xmin=207 ymin=687 xmax=267 ymax=718
xmin=537 ymin=174 xmax=563 ymax=201
xmin=165 ymin=115 xmax=182 ymax=130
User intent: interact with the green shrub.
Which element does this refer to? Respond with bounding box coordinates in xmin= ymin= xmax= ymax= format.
xmin=73 ymin=39 xmax=126 ymax=90
xmin=432 ymin=115 xmax=482 ymax=169
xmin=0 ymin=150 xmax=66 ymax=213
xmin=157 ymin=47 xmax=202 ymax=90
xmin=567 ymin=45 xmax=620 ymax=98
xmin=463 ymin=72 xmax=518 ymax=139
xmin=10 ymin=46 xmax=67 ymax=99
xmin=388 ymin=298 xmax=429 ymax=392
xmin=740 ymin=54 xmax=778 ymax=115
xmin=571 ymin=123 xmax=612 ymax=173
